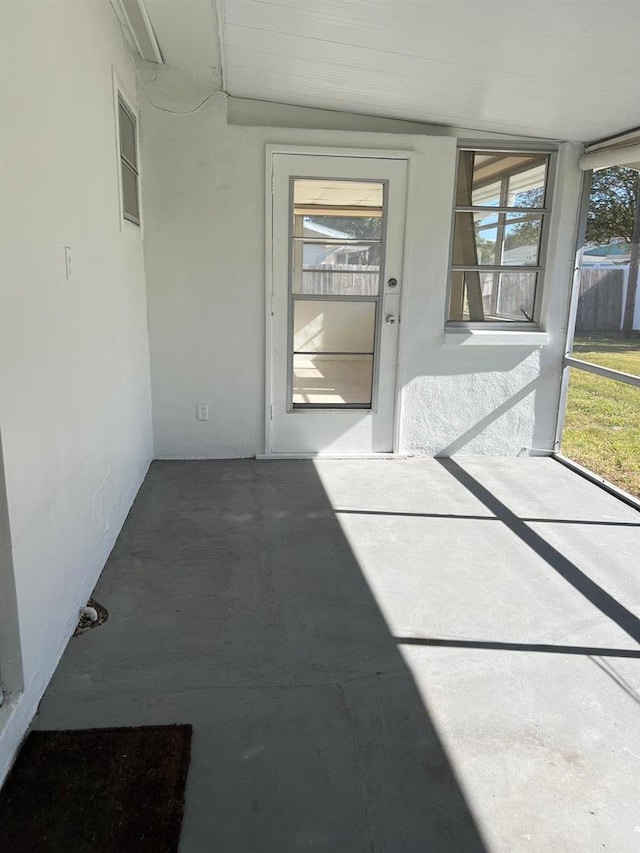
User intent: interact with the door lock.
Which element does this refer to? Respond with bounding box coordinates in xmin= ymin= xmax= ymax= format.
xmin=387 ymin=277 xmax=398 ymax=288
xmin=385 ymin=314 xmax=397 ymax=325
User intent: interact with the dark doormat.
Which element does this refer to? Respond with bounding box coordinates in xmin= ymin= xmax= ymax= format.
xmin=0 ymin=724 xmax=192 ymax=853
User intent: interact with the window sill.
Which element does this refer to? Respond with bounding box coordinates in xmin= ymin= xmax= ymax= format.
xmin=443 ymin=329 xmax=549 ymax=346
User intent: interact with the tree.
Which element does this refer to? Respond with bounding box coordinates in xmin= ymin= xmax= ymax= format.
xmin=312 ymin=216 xmax=380 ymax=240
xmin=585 ymin=166 xmax=640 ymax=245
xmin=585 ymin=166 xmax=640 ymax=336
xmin=502 ymin=186 xmax=544 ymax=254
xmin=510 ymin=169 xmax=640 ymax=336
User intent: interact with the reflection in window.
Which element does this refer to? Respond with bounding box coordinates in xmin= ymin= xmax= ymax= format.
xmin=450 ymin=272 xmax=537 ymax=322
xmin=449 ymin=150 xmax=550 ymax=323
xmin=453 ymin=212 xmax=542 ymax=267
xmin=118 ymin=96 xmax=140 ymax=225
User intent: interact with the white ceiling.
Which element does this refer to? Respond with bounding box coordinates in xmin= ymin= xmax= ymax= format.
xmin=143 ymin=0 xmax=221 ymax=82
xmin=294 ymin=180 xmax=383 ymax=208
xmin=144 ymin=0 xmax=640 ymax=143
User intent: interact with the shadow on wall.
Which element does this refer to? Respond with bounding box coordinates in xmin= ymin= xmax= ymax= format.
xmin=55 ymin=460 xmax=488 ymax=852
xmin=435 ymin=377 xmax=540 ymax=456
xmin=0 ymin=428 xmax=23 ymax=698
xmin=403 ymin=344 xmax=559 ymax=455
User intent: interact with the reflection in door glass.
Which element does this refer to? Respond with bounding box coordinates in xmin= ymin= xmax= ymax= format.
xmin=292 ymin=354 xmax=374 ymax=406
xmin=293 ymin=301 xmax=376 ymax=353
xmin=290 ymin=179 xmax=385 ymax=408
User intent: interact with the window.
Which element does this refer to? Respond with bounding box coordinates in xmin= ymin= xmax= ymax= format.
xmin=117 ymin=95 xmax=140 ymax=225
xmin=447 ymin=149 xmax=553 ymax=325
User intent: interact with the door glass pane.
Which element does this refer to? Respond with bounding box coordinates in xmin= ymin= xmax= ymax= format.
xmin=293 ymin=354 xmax=373 ymax=406
xmin=292 ymin=179 xmax=384 ymax=296
xmin=290 ymin=178 xmax=385 ymax=409
xmin=293 ymin=178 xmax=383 ymax=212
xmin=571 ymin=166 xmax=640 ymax=375
xmin=297 ymin=271 xmax=380 ymax=296
xmin=301 ymin=243 xmax=381 ymax=270
xmin=294 ymin=242 xmax=380 ymax=296
xmin=293 ymin=300 xmax=376 ymax=353
xmin=300 ymin=215 xmax=382 ymax=240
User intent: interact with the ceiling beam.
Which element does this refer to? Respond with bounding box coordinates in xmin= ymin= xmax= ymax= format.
xmin=110 ymin=0 xmax=163 ymax=64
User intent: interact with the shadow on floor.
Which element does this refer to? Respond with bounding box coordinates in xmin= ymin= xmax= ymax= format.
xmin=437 ymin=459 xmax=640 ymax=644
xmin=394 ymin=636 xmax=640 ymax=658
xmin=39 ymin=461 xmax=488 ymax=852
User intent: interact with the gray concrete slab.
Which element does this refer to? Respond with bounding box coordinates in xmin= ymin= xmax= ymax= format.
xmin=33 ymin=458 xmax=640 ymax=852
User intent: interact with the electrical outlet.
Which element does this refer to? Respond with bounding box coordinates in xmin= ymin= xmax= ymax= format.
xmin=197 ymin=404 xmax=209 ymax=421
xmin=64 ymin=245 xmax=72 ymax=281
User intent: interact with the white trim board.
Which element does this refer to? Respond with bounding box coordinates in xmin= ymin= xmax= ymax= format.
xmin=256 ymin=453 xmax=405 ymax=460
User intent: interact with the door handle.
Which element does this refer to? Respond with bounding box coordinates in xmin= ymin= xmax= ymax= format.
xmin=383 ymin=292 xmax=400 ymax=326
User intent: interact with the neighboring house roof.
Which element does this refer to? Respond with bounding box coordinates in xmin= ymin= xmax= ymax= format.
xmin=502 ymin=244 xmax=538 ymax=265
xmin=302 ymin=218 xmax=351 ymax=239
xmin=302 ymin=217 xmax=353 ymax=266
xmin=582 ymin=242 xmax=631 ymax=265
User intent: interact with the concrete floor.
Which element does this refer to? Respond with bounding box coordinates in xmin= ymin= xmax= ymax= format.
xmin=34 ymin=458 xmax=640 ymax=852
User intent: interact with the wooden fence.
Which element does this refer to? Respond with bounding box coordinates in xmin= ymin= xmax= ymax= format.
xmin=302 ymin=264 xmax=379 ymax=296
xmin=492 ymin=272 xmax=536 ymax=319
xmin=304 ymin=264 xmax=638 ymax=329
xmin=575 ymin=268 xmax=625 ymax=332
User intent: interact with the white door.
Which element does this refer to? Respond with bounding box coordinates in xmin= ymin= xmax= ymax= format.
xmin=268 ymin=153 xmax=408 ymax=455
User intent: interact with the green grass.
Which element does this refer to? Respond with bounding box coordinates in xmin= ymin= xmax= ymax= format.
xmin=562 ymin=334 xmax=640 ymax=498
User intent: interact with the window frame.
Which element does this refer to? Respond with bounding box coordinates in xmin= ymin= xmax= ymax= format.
xmin=112 ymin=69 xmax=141 ymax=231
xmin=445 ymin=143 xmax=557 ymax=330
xmin=118 ymin=95 xmax=140 ymax=226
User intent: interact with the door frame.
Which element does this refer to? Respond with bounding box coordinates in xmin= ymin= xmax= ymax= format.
xmin=262 ymin=144 xmax=412 ymax=458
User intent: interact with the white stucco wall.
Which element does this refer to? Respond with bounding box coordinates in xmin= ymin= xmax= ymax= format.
xmin=0 ymin=0 xmax=153 ymax=781
xmin=142 ymin=80 xmax=582 ymax=459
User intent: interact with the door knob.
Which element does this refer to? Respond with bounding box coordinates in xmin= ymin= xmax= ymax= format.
xmin=387 ymin=277 xmax=398 ymax=288
xmin=385 ymin=314 xmax=397 ymax=325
